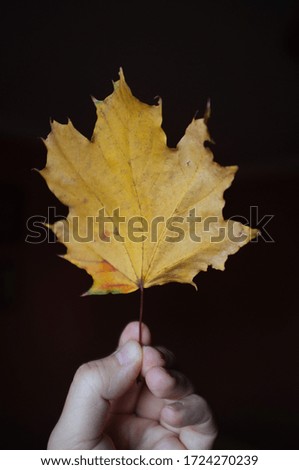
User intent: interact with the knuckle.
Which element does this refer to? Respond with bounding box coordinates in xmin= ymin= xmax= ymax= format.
xmin=74 ymin=361 xmax=96 ymax=380
xmin=73 ymin=362 xmax=92 ymax=388
xmin=73 ymin=360 xmax=106 ymax=390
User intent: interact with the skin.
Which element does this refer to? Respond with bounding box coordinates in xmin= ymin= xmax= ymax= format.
xmin=48 ymin=322 xmax=217 ymax=450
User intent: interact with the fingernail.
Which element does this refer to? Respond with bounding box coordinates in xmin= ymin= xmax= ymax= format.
xmin=115 ymin=340 xmax=141 ymax=366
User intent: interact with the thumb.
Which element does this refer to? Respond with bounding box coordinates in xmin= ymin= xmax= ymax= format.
xmin=48 ymin=340 xmax=142 ymax=449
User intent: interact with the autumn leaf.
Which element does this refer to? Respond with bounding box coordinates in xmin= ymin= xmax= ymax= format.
xmin=40 ymin=69 xmax=257 ymax=296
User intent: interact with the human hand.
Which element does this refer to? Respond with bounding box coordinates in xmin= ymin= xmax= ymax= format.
xmin=48 ymin=322 xmax=217 ymax=450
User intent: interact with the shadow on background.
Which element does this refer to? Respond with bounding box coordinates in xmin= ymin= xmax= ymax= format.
xmin=0 ymin=0 xmax=298 ymax=449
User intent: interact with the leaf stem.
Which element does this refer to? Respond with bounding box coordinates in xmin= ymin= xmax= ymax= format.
xmin=136 ymin=283 xmax=144 ymax=384
xmin=138 ymin=283 xmax=144 ymax=345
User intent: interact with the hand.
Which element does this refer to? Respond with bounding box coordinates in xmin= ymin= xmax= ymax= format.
xmin=48 ymin=322 xmax=217 ymax=450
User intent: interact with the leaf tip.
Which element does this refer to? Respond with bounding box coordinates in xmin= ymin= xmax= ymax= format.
xmin=119 ymin=66 xmax=125 ymax=81
xmin=80 ymin=290 xmax=90 ymax=297
xmin=204 ymin=98 xmax=211 ymax=123
xmin=250 ymin=227 xmax=260 ymax=241
xmin=90 ymin=94 xmax=100 ymax=106
xmin=153 ymin=95 xmax=162 ymax=107
xmin=191 ymin=281 xmax=198 ymax=291
xmin=230 ymin=165 xmax=239 ymax=174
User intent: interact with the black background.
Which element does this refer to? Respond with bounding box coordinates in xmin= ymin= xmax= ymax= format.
xmin=0 ymin=0 xmax=298 ymax=450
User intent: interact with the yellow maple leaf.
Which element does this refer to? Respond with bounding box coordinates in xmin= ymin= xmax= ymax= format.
xmin=40 ymin=70 xmax=257 ymax=296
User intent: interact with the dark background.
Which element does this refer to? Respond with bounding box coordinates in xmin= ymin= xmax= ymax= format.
xmin=0 ymin=0 xmax=298 ymax=449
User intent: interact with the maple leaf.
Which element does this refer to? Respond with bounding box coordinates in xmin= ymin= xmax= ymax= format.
xmin=40 ymin=69 xmax=257 ymax=297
